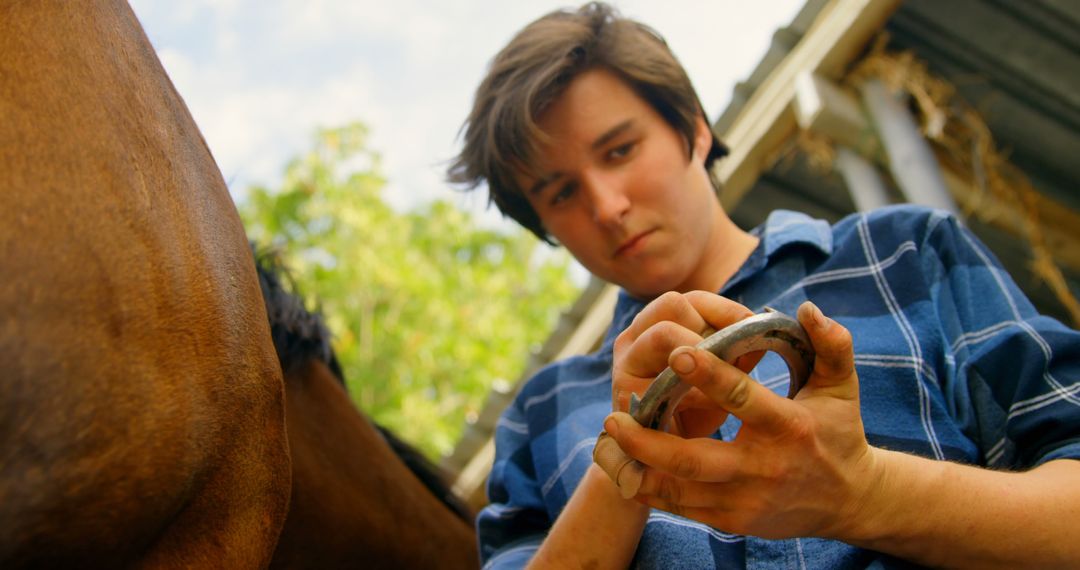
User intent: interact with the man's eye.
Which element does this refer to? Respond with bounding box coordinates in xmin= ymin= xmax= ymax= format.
xmin=550 ymin=183 xmax=576 ymax=206
xmin=607 ymin=142 xmax=636 ymax=161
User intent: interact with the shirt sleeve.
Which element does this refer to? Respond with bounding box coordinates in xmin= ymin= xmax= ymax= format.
xmin=476 ymin=398 xmax=551 ymax=568
xmin=923 ymin=211 xmax=1080 ymax=468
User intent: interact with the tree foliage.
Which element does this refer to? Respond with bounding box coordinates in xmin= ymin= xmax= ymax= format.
xmin=240 ymin=123 xmax=580 ymax=458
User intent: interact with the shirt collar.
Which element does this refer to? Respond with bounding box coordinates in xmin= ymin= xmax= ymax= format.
xmin=754 ymin=209 xmax=834 ymax=257
xmin=723 ymin=209 xmax=833 ymax=294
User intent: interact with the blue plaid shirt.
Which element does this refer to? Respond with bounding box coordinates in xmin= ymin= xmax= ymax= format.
xmin=478 ymin=206 xmax=1080 ymax=569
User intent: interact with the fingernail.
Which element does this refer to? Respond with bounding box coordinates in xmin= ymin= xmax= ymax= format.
xmin=604 ymin=414 xmax=619 ymax=437
xmin=807 ymin=301 xmax=832 ymax=333
xmin=671 ymin=347 xmax=696 ymax=375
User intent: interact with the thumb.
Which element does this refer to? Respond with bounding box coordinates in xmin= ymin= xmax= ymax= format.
xmin=798 ymin=301 xmax=857 ymax=393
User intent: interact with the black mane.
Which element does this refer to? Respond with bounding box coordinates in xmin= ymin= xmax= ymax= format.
xmin=253 ymin=246 xmax=344 ymax=383
xmin=251 ymin=245 xmax=474 ymax=522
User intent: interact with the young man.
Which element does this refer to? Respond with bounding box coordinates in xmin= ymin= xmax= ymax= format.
xmin=449 ymin=3 xmax=1080 ymax=568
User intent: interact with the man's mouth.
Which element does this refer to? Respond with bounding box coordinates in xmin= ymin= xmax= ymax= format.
xmin=614 ymin=229 xmax=656 ymax=258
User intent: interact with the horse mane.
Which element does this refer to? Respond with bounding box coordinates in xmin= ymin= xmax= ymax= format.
xmin=251 ymin=245 xmax=474 ymax=522
xmin=253 ymin=246 xmax=344 ymax=383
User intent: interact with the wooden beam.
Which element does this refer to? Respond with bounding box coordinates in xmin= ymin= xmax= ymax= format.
xmin=794 ymin=71 xmax=865 ymax=147
xmin=861 ymin=79 xmax=958 ymax=214
xmin=836 ymin=147 xmax=892 ymax=211
xmin=793 ymin=70 xmax=880 ymax=155
xmin=716 ymin=0 xmax=901 ymax=209
xmin=794 ymin=70 xmax=892 ymax=211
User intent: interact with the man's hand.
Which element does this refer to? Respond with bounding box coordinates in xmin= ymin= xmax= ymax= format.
xmin=611 ymin=291 xmax=763 ymax=438
xmin=606 ymin=296 xmax=879 ymax=539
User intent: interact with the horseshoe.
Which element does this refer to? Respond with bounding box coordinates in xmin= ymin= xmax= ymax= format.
xmin=592 ymin=309 xmax=815 ymax=498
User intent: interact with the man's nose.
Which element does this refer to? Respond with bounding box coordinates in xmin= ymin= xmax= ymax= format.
xmin=583 ymin=172 xmax=630 ymax=227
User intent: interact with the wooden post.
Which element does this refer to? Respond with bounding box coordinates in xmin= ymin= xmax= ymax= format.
xmin=861 ymin=79 xmax=958 ymax=214
xmin=793 ymin=71 xmax=890 ymax=211
xmin=836 ymin=146 xmax=892 ymax=211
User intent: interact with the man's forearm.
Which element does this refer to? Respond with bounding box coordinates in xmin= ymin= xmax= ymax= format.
xmin=845 ymin=452 xmax=1080 ymax=568
xmin=526 ymin=465 xmax=650 ymax=569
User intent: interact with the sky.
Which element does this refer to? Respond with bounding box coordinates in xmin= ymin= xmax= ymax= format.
xmin=128 ymin=0 xmax=805 ymax=229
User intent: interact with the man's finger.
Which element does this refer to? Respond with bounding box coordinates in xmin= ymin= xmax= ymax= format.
xmin=797 ymin=301 xmax=857 ymax=393
xmin=634 ymin=470 xmax=735 ymax=508
xmin=604 ymin=412 xmax=742 ymax=483
xmin=681 ymin=292 xmax=763 ymax=374
xmin=615 ymin=292 xmax=752 ymax=352
xmin=667 ymin=345 xmax=795 ymax=434
xmin=672 ymin=406 xmax=728 ymax=439
xmin=616 ymin=291 xmax=711 ymax=352
xmin=615 ymin=320 xmax=705 ymax=379
xmin=682 ymin=290 xmax=755 ymax=332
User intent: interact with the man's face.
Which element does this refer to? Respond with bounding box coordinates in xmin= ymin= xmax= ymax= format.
xmin=516 ymin=69 xmax=725 ymax=299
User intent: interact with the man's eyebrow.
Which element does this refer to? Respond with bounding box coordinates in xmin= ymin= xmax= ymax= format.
xmin=528 ymin=173 xmax=561 ymax=196
xmin=591 ymin=119 xmax=634 ymax=151
xmin=528 ymin=120 xmax=636 ymax=196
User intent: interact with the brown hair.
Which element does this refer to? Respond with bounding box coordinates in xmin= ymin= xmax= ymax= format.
xmin=447 ymin=2 xmax=727 ymax=243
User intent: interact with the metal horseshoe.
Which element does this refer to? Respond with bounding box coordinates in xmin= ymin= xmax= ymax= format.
xmin=593 ymin=309 xmax=815 ymax=499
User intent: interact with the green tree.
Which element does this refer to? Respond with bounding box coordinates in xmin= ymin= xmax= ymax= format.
xmin=241 ymin=122 xmax=580 ymax=458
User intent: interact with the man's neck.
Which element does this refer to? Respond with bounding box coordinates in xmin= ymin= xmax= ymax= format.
xmin=688 ymin=213 xmax=760 ymax=295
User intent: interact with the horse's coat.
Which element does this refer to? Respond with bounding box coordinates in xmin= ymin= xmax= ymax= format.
xmin=254 ymin=252 xmax=479 ymax=568
xmin=1 ymin=1 xmax=290 ymax=566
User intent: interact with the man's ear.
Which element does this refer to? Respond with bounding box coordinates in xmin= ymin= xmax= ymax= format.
xmin=691 ymin=114 xmax=712 ymax=163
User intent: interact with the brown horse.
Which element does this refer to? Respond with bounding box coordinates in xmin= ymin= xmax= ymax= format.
xmin=0 ymin=1 xmax=291 ymax=567
xmin=1 ymin=1 xmax=477 ymax=566
xmin=254 ymin=251 xmax=478 ymax=568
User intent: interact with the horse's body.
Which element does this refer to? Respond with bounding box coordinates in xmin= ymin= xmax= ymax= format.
xmin=255 ymin=253 xmax=479 ymax=568
xmin=2 ymin=1 xmax=478 ymax=566
xmin=1 ymin=1 xmax=289 ymax=566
